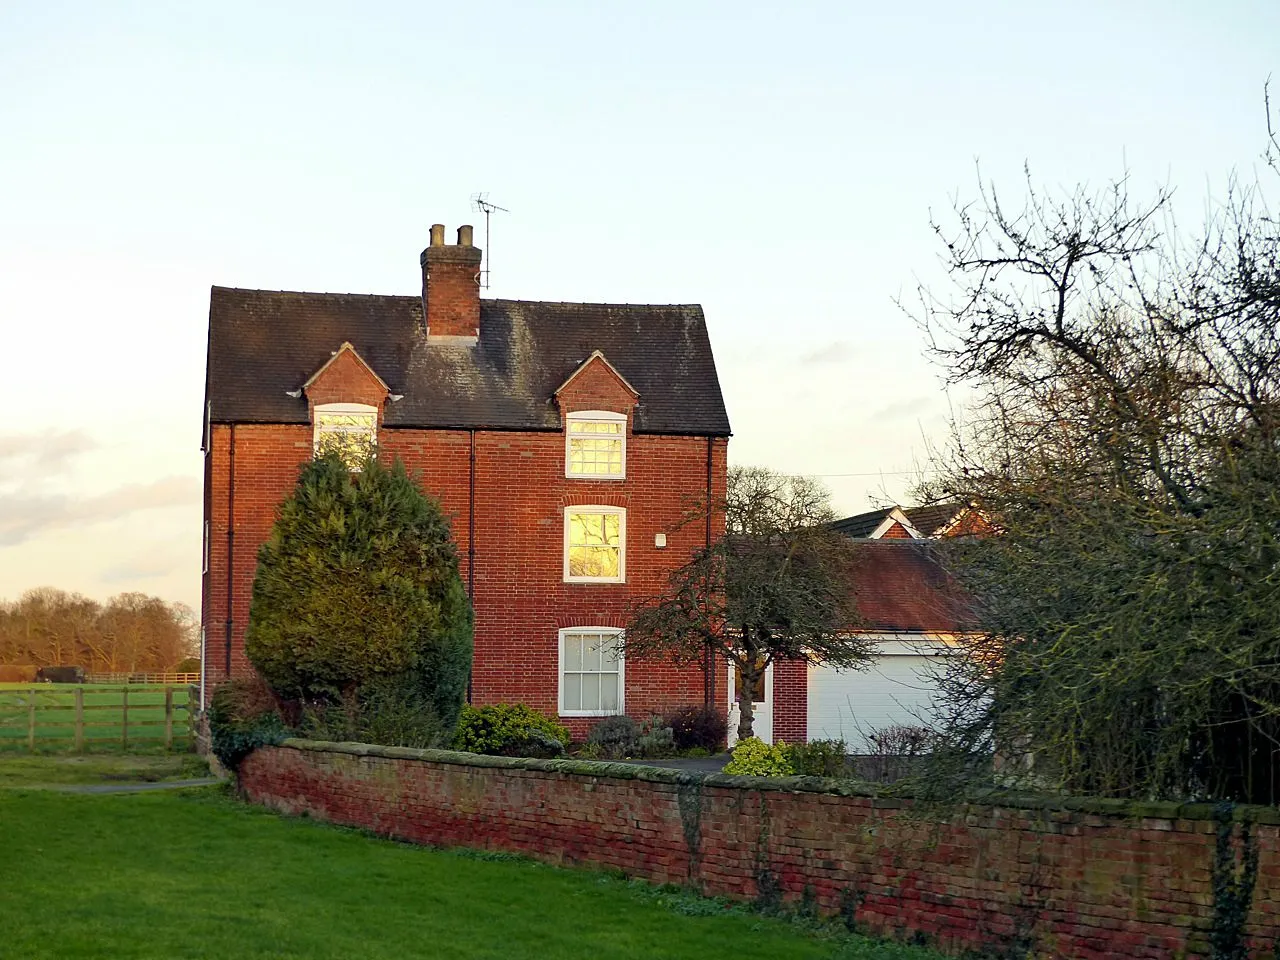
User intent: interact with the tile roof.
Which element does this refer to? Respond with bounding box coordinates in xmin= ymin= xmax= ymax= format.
xmin=205 ymin=288 xmax=731 ymax=436
xmin=903 ymin=503 xmax=964 ymax=537
xmin=841 ymin=540 xmax=976 ymax=633
xmin=831 ymin=503 xmax=967 ymax=540
xmin=830 ymin=507 xmax=896 ymax=539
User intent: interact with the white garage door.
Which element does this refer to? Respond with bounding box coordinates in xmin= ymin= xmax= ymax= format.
xmin=807 ymin=637 xmax=949 ymax=752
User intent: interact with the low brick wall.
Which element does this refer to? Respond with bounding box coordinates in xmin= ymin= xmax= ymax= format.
xmin=240 ymin=740 xmax=1280 ymax=959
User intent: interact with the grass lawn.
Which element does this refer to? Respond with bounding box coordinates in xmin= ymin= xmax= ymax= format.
xmin=0 ymin=785 xmax=945 ymax=960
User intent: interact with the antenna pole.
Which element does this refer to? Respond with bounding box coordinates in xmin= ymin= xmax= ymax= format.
xmin=470 ymin=193 xmax=509 ymax=290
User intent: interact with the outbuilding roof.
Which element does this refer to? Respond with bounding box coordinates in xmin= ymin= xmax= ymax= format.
xmin=844 ymin=539 xmax=976 ymax=633
xmin=205 ymin=288 xmax=731 ymax=436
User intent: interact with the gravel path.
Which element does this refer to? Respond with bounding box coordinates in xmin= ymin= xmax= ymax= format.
xmin=2 ymin=778 xmax=220 ymax=794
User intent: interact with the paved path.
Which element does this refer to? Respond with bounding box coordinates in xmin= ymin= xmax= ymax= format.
xmin=1 ymin=778 xmax=220 ymax=794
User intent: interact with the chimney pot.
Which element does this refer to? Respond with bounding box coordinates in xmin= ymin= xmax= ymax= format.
xmin=457 ymin=224 xmax=474 ymax=247
xmin=430 ymin=223 xmax=445 ymax=247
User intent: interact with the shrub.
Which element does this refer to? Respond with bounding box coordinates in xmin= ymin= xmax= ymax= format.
xmin=868 ymin=724 xmax=933 ymax=756
xmin=208 ymin=678 xmax=288 ymax=773
xmin=453 ymin=703 xmax=570 ymax=757
xmin=586 ymin=715 xmax=639 ymax=759
xmin=635 ymin=715 xmax=676 ymax=758
xmin=723 ymin=737 xmax=794 ymax=776
xmin=245 ymin=454 xmax=473 ymax=737
xmin=665 ymin=704 xmax=729 ymax=752
xmin=298 ymin=675 xmax=448 ymax=749
xmin=863 ymin=724 xmax=934 ymax=784
xmin=786 ymin=738 xmax=848 ymax=777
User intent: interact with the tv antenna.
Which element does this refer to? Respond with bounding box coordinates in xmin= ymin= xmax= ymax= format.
xmin=470 ymin=193 xmax=509 ymax=289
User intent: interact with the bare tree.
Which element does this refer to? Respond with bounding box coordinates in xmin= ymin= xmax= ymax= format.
xmin=625 ymin=466 xmax=869 ymax=741
xmin=911 ymin=112 xmax=1280 ymax=801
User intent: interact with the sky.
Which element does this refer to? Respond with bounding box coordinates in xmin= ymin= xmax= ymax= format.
xmin=1 ymin=0 xmax=1276 ymax=615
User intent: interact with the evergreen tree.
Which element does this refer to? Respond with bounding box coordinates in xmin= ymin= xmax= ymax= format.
xmin=245 ymin=454 xmax=472 ymax=740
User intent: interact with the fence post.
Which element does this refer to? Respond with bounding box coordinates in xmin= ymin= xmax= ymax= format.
xmin=164 ymin=687 xmax=174 ymax=749
xmin=121 ymin=686 xmax=129 ymax=750
xmin=190 ymin=683 xmax=200 ymax=749
xmin=75 ymin=688 xmax=84 ymax=752
xmin=27 ymin=691 xmax=36 ymax=751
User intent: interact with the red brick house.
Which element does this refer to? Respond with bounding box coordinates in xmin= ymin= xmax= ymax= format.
xmin=831 ymin=502 xmax=988 ymax=541
xmin=201 ymin=225 xmax=730 ymax=736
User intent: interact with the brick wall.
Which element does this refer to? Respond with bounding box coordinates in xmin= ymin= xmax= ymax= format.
xmin=241 ymin=740 xmax=1280 ymax=960
xmin=772 ymin=658 xmax=808 ymax=743
xmin=202 ymin=422 xmax=729 ymax=736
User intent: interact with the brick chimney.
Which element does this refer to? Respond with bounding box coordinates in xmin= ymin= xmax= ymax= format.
xmin=420 ymin=224 xmax=483 ymax=339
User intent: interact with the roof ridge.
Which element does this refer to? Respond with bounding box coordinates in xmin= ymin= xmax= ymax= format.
xmin=210 ymin=288 xmax=703 ymax=311
xmin=487 ymin=298 xmax=702 ymax=310
xmin=211 ymin=286 xmax=417 ymax=300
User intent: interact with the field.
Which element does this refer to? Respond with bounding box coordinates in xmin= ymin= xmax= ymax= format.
xmin=0 ymin=683 xmax=196 ymax=751
xmin=0 ymin=758 xmax=944 ymax=960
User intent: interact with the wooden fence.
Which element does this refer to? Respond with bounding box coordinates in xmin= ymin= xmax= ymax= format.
xmin=84 ymin=672 xmax=202 ymax=685
xmin=0 ymin=685 xmax=198 ymax=751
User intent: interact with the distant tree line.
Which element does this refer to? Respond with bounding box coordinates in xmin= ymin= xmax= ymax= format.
xmin=0 ymin=587 xmax=198 ymax=673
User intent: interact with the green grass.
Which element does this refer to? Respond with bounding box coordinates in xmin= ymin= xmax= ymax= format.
xmin=0 ymin=684 xmax=195 ymax=751
xmin=0 ymin=752 xmax=209 ymax=787
xmin=0 ymin=788 xmax=944 ymax=960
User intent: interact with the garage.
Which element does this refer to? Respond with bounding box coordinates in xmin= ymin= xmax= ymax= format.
xmin=806 ymin=636 xmax=951 ymax=752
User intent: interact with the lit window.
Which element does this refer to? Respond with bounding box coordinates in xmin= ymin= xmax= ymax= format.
xmin=559 ymin=628 xmax=624 ymax=716
xmin=564 ymin=506 xmax=625 ymax=582
xmin=314 ymin=403 xmax=377 ymax=469
xmin=565 ymin=411 xmax=626 ymax=479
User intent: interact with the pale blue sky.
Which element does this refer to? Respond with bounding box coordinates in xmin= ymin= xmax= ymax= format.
xmin=1 ymin=1 xmax=1276 ymax=612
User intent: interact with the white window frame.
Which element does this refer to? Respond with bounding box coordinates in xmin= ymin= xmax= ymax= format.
xmin=564 ymin=410 xmax=627 ymax=480
xmin=313 ymin=402 xmax=378 ymax=468
xmin=558 ymin=627 xmax=625 ymax=717
xmin=563 ymin=505 xmax=626 ymax=583
xmin=202 ymin=520 xmax=210 ymax=575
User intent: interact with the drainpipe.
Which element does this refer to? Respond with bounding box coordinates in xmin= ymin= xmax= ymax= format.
xmin=467 ymin=428 xmax=476 ymax=704
xmin=224 ymin=425 xmax=236 ymax=678
xmin=704 ymin=436 xmax=714 ymax=708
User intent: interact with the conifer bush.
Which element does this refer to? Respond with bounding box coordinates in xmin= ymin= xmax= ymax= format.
xmin=245 ymin=453 xmax=473 ymax=743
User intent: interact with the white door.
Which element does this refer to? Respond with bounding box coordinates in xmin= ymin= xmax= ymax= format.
xmin=807 ymin=637 xmax=949 ymax=752
xmin=727 ymin=660 xmax=773 ymax=745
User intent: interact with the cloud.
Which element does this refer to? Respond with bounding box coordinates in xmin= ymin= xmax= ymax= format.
xmin=0 ymin=430 xmax=97 ymax=480
xmin=0 ymin=475 xmax=199 ymax=547
xmin=869 ymin=396 xmax=936 ymax=421
xmin=798 ymin=341 xmax=855 ymax=365
xmin=100 ymin=550 xmax=188 ymax=584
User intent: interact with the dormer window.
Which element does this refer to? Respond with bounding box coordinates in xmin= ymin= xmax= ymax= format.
xmin=565 ymin=411 xmax=626 ymax=479
xmin=314 ymin=403 xmax=377 ymax=469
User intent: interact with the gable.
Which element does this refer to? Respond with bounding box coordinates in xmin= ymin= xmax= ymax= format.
xmin=554 ymin=351 xmax=638 ymax=418
xmin=832 ymin=506 xmax=924 ymax=540
xmin=302 ymin=342 xmax=389 ymax=411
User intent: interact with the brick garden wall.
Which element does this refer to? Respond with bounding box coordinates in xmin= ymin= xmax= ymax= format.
xmin=241 ymin=740 xmax=1280 ymax=959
